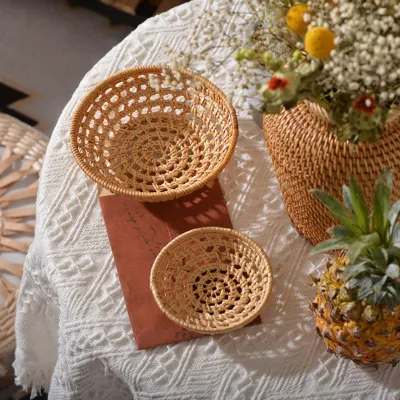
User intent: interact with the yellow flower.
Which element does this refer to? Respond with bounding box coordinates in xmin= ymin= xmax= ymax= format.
xmin=286 ymin=4 xmax=310 ymax=35
xmin=305 ymin=27 xmax=336 ymax=59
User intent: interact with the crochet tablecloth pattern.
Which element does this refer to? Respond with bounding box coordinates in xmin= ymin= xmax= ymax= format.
xmin=14 ymin=1 xmax=400 ymax=398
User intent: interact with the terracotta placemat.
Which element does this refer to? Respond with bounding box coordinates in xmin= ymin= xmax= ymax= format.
xmin=99 ymin=180 xmax=261 ymax=349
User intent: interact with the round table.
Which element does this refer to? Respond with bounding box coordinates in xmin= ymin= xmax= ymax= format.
xmin=14 ymin=1 xmax=400 ymax=399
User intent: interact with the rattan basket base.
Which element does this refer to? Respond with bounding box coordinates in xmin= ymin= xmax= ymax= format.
xmin=100 ymin=114 xmax=205 ymax=193
xmin=264 ymin=103 xmax=400 ymax=245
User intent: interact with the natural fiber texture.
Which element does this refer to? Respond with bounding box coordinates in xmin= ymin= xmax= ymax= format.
xmin=150 ymin=227 xmax=273 ymax=334
xmin=70 ymin=66 xmax=238 ymax=202
xmin=303 ymin=100 xmax=330 ymax=123
xmin=0 ymin=113 xmax=48 ymax=382
xmin=264 ymin=102 xmax=400 ymax=245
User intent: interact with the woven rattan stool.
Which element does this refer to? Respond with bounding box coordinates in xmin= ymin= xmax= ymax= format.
xmin=0 ymin=113 xmax=48 ymax=386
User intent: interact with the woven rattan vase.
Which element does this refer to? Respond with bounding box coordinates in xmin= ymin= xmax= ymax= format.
xmin=150 ymin=227 xmax=273 ymax=334
xmin=264 ymin=102 xmax=400 ymax=245
xmin=71 ymin=66 xmax=238 ymax=202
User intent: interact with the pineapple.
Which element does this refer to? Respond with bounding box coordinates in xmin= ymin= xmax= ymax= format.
xmin=311 ymin=170 xmax=400 ymax=365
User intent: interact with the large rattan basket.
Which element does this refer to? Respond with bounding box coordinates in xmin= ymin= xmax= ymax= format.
xmin=150 ymin=227 xmax=273 ymax=334
xmin=70 ymin=66 xmax=238 ymax=202
xmin=264 ymin=102 xmax=400 ymax=245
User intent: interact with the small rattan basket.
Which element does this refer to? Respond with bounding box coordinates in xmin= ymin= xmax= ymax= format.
xmin=70 ymin=66 xmax=238 ymax=202
xmin=150 ymin=227 xmax=273 ymax=334
xmin=264 ymin=102 xmax=400 ymax=245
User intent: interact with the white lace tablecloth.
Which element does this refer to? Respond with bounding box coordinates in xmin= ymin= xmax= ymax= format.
xmin=13 ymin=1 xmax=400 ymax=399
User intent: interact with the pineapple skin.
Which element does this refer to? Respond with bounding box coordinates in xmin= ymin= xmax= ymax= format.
xmin=311 ymin=257 xmax=400 ymax=365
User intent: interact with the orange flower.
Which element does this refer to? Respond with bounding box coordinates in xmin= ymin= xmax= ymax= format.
xmin=305 ymin=27 xmax=336 ymax=59
xmin=354 ymin=95 xmax=377 ymax=115
xmin=287 ymin=4 xmax=310 ymax=35
xmin=268 ymin=76 xmax=290 ymax=91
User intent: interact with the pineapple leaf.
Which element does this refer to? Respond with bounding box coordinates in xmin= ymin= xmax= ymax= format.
xmin=395 ymin=281 xmax=400 ymax=294
xmin=369 ymin=247 xmax=388 ymax=269
xmin=313 ymin=170 xmax=400 ymax=307
xmin=373 ymin=275 xmax=388 ymax=293
xmin=354 ymin=276 xmax=374 ymax=299
xmin=386 ymin=263 xmax=400 ymax=279
xmin=328 ymin=226 xmax=356 ymax=237
xmin=388 ymin=200 xmax=400 ymax=239
xmin=311 ymin=236 xmax=355 ymax=255
xmin=387 ymin=246 xmax=400 ymax=259
xmin=392 ymin=222 xmax=400 ymax=242
xmin=342 ymin=185 xmax=354 ymax=213
xmin=369 ymin=291 xmax=386 ymax=305
xmin=312 ymin=189 xmax=363 ymax=234
xmin=348 ymin=232 xmax=380 ymax=262
xmin=387 ymin=285 xmax=398 ymax=297
xmin=372 ymin=170 xmax=393 ymax=242
xmin=348 ymin=243 xmax=365 ymax=263
xmin=386 ymin=291 xmax=397 ymax=308
xmin=349 ymin=176 xmax=370 ymax=233
xmin=385 ymin=283 xmax=400 ymax=307
xmin=343 ymin=261 xmax=370 ymax=280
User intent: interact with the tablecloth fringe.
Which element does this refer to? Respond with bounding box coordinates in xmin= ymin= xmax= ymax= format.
xmin=13 ymin=363 xmax=52 ymax=398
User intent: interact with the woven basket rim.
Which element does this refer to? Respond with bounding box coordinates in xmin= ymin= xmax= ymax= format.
xmin=0 ymin=112 xmax=49 ymax=143
xmin=70 ymin=65 xmax=239 ymax=201
xmin=150 ymin=226 xmax=273 ymax=334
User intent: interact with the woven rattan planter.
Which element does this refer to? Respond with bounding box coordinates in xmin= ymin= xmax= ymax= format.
xmin=150 ymin=227 xmax=273 ymax=334
xmin=70 ymin=66 xmax=238 ymax=202
xmin=264 ymin=102 xmax=400 ymax=245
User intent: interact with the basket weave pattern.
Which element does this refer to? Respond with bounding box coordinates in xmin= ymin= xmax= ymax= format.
xmin=264 ymin=103 xmax=400 ymax=245
xmin=150 ymin=227 xmax=273 ymax=334
xmin=70 ymin=66 xmax=238 ymax=202
xmin=0 ymin=113 xmax=48 ymax=381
